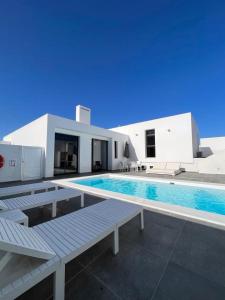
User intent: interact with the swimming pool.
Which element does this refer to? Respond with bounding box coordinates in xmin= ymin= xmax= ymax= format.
xmin=73 ymin=177 xmax=225 ymax=216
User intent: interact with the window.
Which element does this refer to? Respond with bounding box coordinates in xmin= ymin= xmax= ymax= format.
xmin=114 ymin=141 xmax=118 ymax=159
xmin=146 ymin=129 xmax=156 ymax=157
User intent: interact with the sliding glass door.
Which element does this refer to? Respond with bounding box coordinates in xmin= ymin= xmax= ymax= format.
xmin=92 ymin=139 xmax=108 ymax=172
xmin=54 ymin=133 xmax=79 ymax=175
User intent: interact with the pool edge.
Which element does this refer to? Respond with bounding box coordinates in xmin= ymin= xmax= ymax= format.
xmin=51 ymin=173 xmax=225 ymax=231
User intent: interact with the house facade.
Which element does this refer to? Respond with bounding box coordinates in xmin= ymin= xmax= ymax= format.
xmin=3 ymin=106 xmax=129 ymax=179
xmin=1 ymin=104 xmax=224 ymax=182
xmin=112 ymin=112 xmax=199 ymax=164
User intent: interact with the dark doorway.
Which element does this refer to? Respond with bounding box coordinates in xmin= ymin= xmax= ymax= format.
xmin=54 ymin=133 xmax=79 ymax=176
xmin=92 ymin=139 xmax=108 ymax=172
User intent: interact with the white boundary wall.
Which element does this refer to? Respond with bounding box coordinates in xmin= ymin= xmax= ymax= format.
xmin=0 ymin=144 xmax=44 ymax=182
xmin=200 ymin=137 xmax=225 ymax=156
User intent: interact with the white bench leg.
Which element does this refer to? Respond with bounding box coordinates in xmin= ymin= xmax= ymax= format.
xmin=54 ymin=263 xmax=65 ymax=300
xmin=140 ymin=210 xmax=144 ymax=231
xmin=113 ymin=227 xmax=119 ymax=255
xmin=0 ymin=253 xmax=13 ymax=272
xmin=52 ymin=202 xmax=57 ymax=218
xmin=23 ymin=217 xmax=29 ymax=227
xmin=80 ymin=193 xmax=84 ymax=208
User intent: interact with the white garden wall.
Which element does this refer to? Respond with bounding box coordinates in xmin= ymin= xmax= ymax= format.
xmin=200 ymin=137 xmax=225 ymax=157
xmin=0 ymin=144 xmax=22 ymax=182
xmin=0 ymin=144 xmax=44 ymax=182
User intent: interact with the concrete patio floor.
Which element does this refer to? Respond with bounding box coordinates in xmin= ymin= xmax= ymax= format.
xmin=15 ymin=193 xmax=225 ymax=300
xmin=121 ymin=170 xmax=225 ymax=184
xmin=1 ymin=171 xmax=225 ymax=189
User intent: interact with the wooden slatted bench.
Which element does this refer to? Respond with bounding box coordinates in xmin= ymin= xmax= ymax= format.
xmin=0 ymin=188 xmax=84 ymax=218
xmin=35 ymin=199 xmax=144 ymax=300
xmin=0 ymin=182 xmax=59 ymax=199
xmin=0 ymin=198 xmax=144 ymax=300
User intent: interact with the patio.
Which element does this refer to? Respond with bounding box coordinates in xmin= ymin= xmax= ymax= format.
xmin=14 ymin=192 xmax=225 ymax=300
xmin=122 ymin=170 xmax=225 ymax=185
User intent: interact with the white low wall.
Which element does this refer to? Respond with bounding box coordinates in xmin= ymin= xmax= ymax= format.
xmin=180 ymin=150 xmax=225 ymax=175
xmin=0 ymin=144 xmax=22 ymax=182
xmin=200 ymin=137 xmax=225 ymax=157
xmin=0 ymin=144 xmax=44 ymax=182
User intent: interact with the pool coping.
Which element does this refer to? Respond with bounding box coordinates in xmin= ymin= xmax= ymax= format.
xmin=52 ymin=173 xmax=225 ymax=231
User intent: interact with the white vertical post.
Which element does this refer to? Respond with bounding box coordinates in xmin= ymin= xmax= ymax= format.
xmin=140 ymin=210 xmax=144 ymax=231
xmin=31 ymin=190 xmax=35 ymax=195
xmin=80 ymin=193 xmax=84 ymax=208
xmin=54 ymin=263 xmax=65 ymax=300
xmin=23 ymin=217 xmax=29 ymax=227
xmin=113 ymin=227 xmax=119 ymax=255
xmin=0 ymin=253 xmax=13 ymax=272
xmin=52 ymin=202 xmax=57 ymax=218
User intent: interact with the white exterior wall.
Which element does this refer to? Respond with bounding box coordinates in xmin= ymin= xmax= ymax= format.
xmin=4 ymin=115 xmax=48 ymax=154
xmin=46 ymin=114 xmax=128 ymax=177
xmin=3 ymin=111 xmax=205 ymax=179
xmin=179 ymin=137 xmax=225 ymax=174
xmin=112 ymin=113 xmax=199 ymax=164
xmin=191 ymin=115 xmax=200 ymax=158
xmin=4 ymin=114 xmax=128 ymax=178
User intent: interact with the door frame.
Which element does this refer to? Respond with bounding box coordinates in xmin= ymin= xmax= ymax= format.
xmin=54 ymin=133 xmax=79 ymax=176
xmin=91 ymin=139 xmax=108 ymax=172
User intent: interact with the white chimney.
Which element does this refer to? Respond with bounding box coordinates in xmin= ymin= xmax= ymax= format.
xmin=76 ymin=105 xmax=91 ymax=125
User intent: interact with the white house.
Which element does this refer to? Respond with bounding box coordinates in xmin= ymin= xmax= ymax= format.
xmin=1 ymin=105 xmax=225 ymax=182
xmin=2 ymin=106 xmax=129 ymax=180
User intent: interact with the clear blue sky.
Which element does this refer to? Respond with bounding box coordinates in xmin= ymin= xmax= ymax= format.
xmin=0 ymin=0 xmax=225 ymax=139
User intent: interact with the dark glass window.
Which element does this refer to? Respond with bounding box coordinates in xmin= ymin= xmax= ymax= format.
xmin=146 ymin=129 xmax=156 ymax=157
xmin=114 ymin=141 xmax=118 ymax=159
xmin=54 ymin=133 xmax=79 ymax=176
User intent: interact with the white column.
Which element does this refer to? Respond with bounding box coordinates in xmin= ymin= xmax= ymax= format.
xmin=52 ymin=202 xmax=57 ymax=218
xmin=80 ymin=193 xmax=84 ymax=208
xmin=23 ymin=217 xmax=29 ymax=227
xmin=113 ymin=227 xmax=119 ymax=255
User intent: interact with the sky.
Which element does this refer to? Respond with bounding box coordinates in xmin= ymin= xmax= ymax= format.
xmin=0 ymin=0 xmax=225 ymax=139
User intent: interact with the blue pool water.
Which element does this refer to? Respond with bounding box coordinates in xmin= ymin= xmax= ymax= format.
xmin=72 ymin=177 xmax=225 ymax=216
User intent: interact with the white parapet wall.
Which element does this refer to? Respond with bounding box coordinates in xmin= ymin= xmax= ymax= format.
xmin=197 ymin=151 xmax=225 ymax=174
xmin=200 ymin=137 xmax=225 ymax=157
xmin=180 ymin=137 xmax=225 ymax=174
